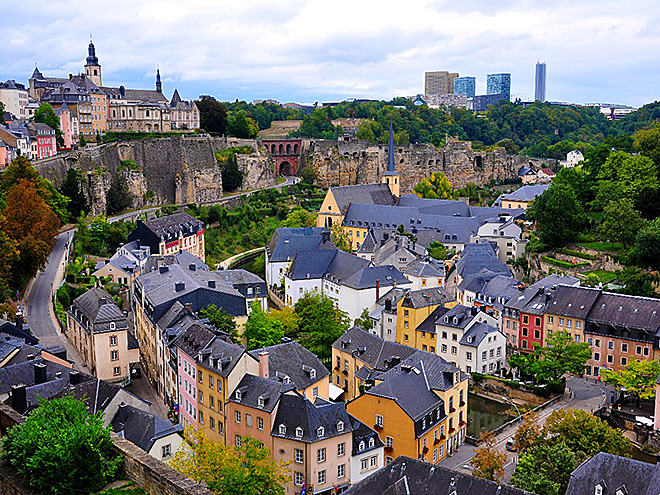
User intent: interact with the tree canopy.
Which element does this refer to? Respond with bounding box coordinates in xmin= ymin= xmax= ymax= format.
xmin=511 ymin=442 xmax=576 ymax=495
xmin=471 ymin=431 xmax=507 ymax=482
xmin=199 ymin=304 xmax=238 ymax=343
xmin=196 ymin=95 xmax=229 ymax=134
xmin=598 ymin=198 xmax=645 ymax=248
xmin=34 ymin=102 xmax=63 ymax=147
xmin=413 ymin=172 xmax=453 ymax=200
xmin=527 ymin=183 xmax=587 ymax=247
xmin=106 ymin=175 xmax=133 ymax=215
xmin=295 ymin=292 xmax=350 ymax=360
xmin=59 ymin=168 xmax=90 ymax=220
xmin=601 ymin=359 xmax=660 ymax=403
xmin=243 ymin=302 xmax=284 ymax=350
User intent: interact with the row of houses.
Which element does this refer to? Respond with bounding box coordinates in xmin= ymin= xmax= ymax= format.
xmin=0 ymin=121 xmax=57 ymax=166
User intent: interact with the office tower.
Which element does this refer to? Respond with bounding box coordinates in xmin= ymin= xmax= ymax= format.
xmin=453 ymin=76 xmax=476 ymax=98
xmin=535 ymin=61 xmax=546 ymax=102
xmin=424 ymin=71 xmax=459 ymax=95
xmin=486 ymin=73 xmax=511 ymax=101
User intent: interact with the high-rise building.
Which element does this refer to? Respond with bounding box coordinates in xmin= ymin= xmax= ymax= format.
xmin=486 ymin=73 xmax=511 ymax=102
xmin=535 ymin=61 xmax=546 ymax=102
xmin=453 ymin=76 xmax=476 ymax=98
xmin=424 ymin=71 xmax=459 ymax=95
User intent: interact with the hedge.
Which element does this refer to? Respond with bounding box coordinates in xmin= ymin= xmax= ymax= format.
xmin=555 ymin=247 xmax=598 ymax=261
xmin=541 ymin=255 xmax=589 ymax=269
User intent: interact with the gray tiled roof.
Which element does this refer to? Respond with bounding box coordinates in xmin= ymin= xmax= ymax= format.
xmin=287 ymin=248 xmax=338 ymax=280
xmin=546 ymin=285 xmax=601 ymax=319
xmin=400 ymin=287 xmax=454 ymax=309
xmin=266 ymin=227 xmax=331 ymax=262
xmin=333 ymin=327 xmax=418 ymax=370
xmin=415 ymin=306 xmax=452 ymax=335
xmin=436 ymin=304 xmax=478 ymax=329
xmin=565 ymin=452 xmax=659 ymax=495
xmin=460 ymin=322 xmax=499 ymax=347
xmin=195 ymin=335 xmax=252 ymax=378
xmin=345 ymin=456 xmax=531 ymax=495
xmin=111 ymin=405 xmax=183 ymax=453
xmin=331 ymin=184 xmax=395 ymax=214
xmin=249 ymin=341 xmax=329 ymax=391
xmin=271 ymin=393 xmax=353 ymax=443
xmin=454 ymin=242 xmax=511 ymax=280
xmin=350 ymin=415 xmax=383 ymax=455
xmin=377 ymin=352 xmax=465 ymax=393
xmin=402 ymin=258 xmax=445 ymax=278
xmin=141 ymin=212 xmax=203 ymax=240
xmin=588 ymin=292 xmax=660 ymax=332
xmin=499 ymin=184 xmax=550 ymax=202
xmin=530 ymin=273 xmax=579 ymax=290
xmin=70 ymin=288 xmax=128 ymax=334
xmin=228 ymin=374 xmax=294 ymax=413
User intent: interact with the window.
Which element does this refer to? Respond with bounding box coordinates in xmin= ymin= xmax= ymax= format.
xmin=576 ymin=321 xmax=582 ymax=329
xmin=607 ymin=355 xmax=614 ymax=364
xmin=111 ymin=350 xmax=118 ymax=361
xmin=162 ymin=444 xmax=171 ymax=458
xmin=644 ymin=347 xmax=650 ymax=356
xmin=559 ymin=318 xmax=564 ymax=326
xmin=337 ymin=421 xmax=344 ymax=432
xmin=451 ymin=346 xmax=457 ymax=355
xmin=608 ymin=341 xmax=614 ymax=350
xmin=535 ymin=317 xmax=541 ymax=326
xmin=210 ymin=395 xmax=215 ymax=410
xmin=199 ymin=391 xmax=204 ymax=404
xmin=452 ymin=333 xmax=457 ymax=341
xmin=210 ymin=417 xmax=215 ymax=430
xmin=522 ymin=315 xmax=528 ymax=324
xmin=404 ymin=310 xmax=409 ymax=317
xmin=338 ymin=442 xmax=345 ymax=456
xmin=442 ymin=344 xmax=447 ymax=353
xmin=466 ymin=352 xmax=472 ymax=361
xmin=113 ymin=366 xmax=120 ymax=376
xmin=534 ymin=329 xmax=540 ymax=339
xmin=109 ymin=335 xmax=117 ymax=346
xmin=318 ymin=447 xmax=326 ymax=462
xmin=209 ymin=376 xmax=214 ymax=389
xmin=636 ymin=345 xmax=642 ymax=355
xmin=361 ymin=458 xmax=369 ymax=471
xmin=594 ymin=352 xmax=600 ymax=361
xmin=317 ymin=426 xmax=325 ymax=438
xmin=279 ymin=424 xmax=286 ymax=435
xmin=256 ymin=416 xmax=263 ymax=430
xmin=235 ymin=411 xmax=241 ymax=423
xmin=566 ymin=320 xmax=572 ymax=328
xmin=318 ymin=470 xmax=326 ymax=485
xmin=522 ymin=327 xmax=528 ymax=336
xmin=548 ymin=316 xmax=553 ymax=324
xmin=338 ymin=464 xmax=345 ymax=478
xmin=622 ymin=343 xmax=628 ymax=353
xmin=199 ymin=411 xmax=204 ymax=424
xmin=621 ymin=357 xmax=628 ymax=366
xmin=433 ymin=448 xmax=438 ymax=462
xmin=489 ymin=349 xmax=494 ymax=358
xmin=595 ymin=339 xmax=601 ymax=348
xmin=294 ymin=472 xmax=304 ymax=486
xmin=369 ymin=437 xmax=375 ymax=448
xmin=235 ymin=435 xmax=241 ymax=447
xmin=198 ymin=370 xmax=203 ymax=383
xmin=482 ymin=351 xmax=487 ymax=360
xmin=442 ymin=331 xmax=447 ymax=339
xmin=246 ymin=414 xmax=252 ymax=427
xmin=376 ymin=414 xmax=383 ymax=427
xmin=386 ymin=436 xmax=393 ymax=447
xmin=295 ymin=449 xmax=303 ymax=463
xmin=313 ymin=387 xmax=319 ymax=397
xmin=296 ymin=427 xmax=303 ymax=438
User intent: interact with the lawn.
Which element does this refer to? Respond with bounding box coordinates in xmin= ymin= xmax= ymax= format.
xmin=555 ymin=247 xmax=599 ymax=261
xmin=541 ymin=255 xmax=590 ymax=269
xmin=576 ymin=241 xmax=624 ymax=253
xmin=583 ymin=270 xmax=618 ymax=284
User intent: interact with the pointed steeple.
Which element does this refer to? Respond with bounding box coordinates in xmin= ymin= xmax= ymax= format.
xmin=386 ymin=116 xmax=396 ymax=174
xmin=156 ymin=68 xmax=162 ymax=93
xmin=171 ymin=88 xmax=181 ymax=105
xmin=86 ymin=39 xmax=99 ymax=66
xmin=31 ymin=65 xmax=43 ymax=80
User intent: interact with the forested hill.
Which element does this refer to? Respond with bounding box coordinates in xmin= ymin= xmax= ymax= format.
xmin=221 ymin=98 xmax=660 ymax=160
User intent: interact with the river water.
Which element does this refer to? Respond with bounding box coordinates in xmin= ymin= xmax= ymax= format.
xmin=467 ymin=392 xmax=516 ymax=439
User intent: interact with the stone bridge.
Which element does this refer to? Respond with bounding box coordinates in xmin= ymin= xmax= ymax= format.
xmin=262 ymin=138 xmax=302 ymax=175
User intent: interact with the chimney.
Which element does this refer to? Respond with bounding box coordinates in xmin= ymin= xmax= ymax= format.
xmin=208 ymin=280 xmax=216 ymax=289
xmin=376 ymin=279 xmax=380 ymax=302
xmin=69 ymin=370 xmax=81 ymax=385
xmin=175 ymin=281 xmax=185 ymax=292
xmin=159 ymin=265 xmax=169 ymax=274
xmin=34 ymin=362 xmax=47 ymax=385
xmin=118 ymin=402 xmax=128 ymax=423
xmin=259 ymin=351 xmax=269 ymax=379
xmin=15 ymin=315 xmax=23 ymax=332
xmin=385 ymin=298 xmax=392 ymax=311
xmin=11 ymin=384 xmax=27 ymax=414
xmin=471 ymin=306 xmax=478 ymax=316
xmin=189 ymin=263 xmax=196 ymax=271
xmin=321 ymin=230 xmax=330 ymax=243
xmin=26 ymin=354 xmax=35 ymax=361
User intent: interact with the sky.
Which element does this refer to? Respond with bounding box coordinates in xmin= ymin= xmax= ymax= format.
xmin=1 ymin=0 xmax=659 ymax=108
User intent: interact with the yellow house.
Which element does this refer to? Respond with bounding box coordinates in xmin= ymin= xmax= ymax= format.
xmin=347 ymin=361 xmax=449 ymax=464
xmin=497 ymin=184 xmax=550 ymax=211
xmin=396 ymin=288 xmax=456 ymax=352
xmin=316 ymin=184 xmax=395 ymax=231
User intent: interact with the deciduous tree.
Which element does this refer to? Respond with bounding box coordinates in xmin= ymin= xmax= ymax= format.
xmin=527 ymin=184 xmax=587 ymax=247
xmin=511 ymin=442 xmax=576 ymax=495
xmin=513 ymin=410 xmax=542 ymax=452
xmin=632 ymin=220 xmax=660 ymax=270
xmin=413 ymin=172 xmax=453 ymax=200
xmin=354 ymin=308 xmax=374 ymax=331
xmin=199 ymin=304 xmax=238 ymax=343
xmin=596 ymin=151 xmax=658 ymax=207
xmin=172 ymin=427 xmax=289 ymax=495
xmin=295 ymin=292 xmax=350 ymax=360
xmin=471 ymin=431 xmax=506 ymax=482
xmin=283 ymin=207 xmax=317 ymax=228
xmin=598 ymin=198 xmax=644 ymax=248
xmin=243 ymin=302 xmax=284 ymax=350
xmin=34 ymin=102 xmax=63 ymax=147
xmin=331 ymin=223 xmax=351 ymax=252
xmin=601 ymin=359 xmax=660 ymax=406
xmin=268 ymin=306 xmax=299 ymax=338
xmin=196 ymin=96 xmax=228 ymax=135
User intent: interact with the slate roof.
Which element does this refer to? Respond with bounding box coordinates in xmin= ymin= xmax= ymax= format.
xmin=588 ymin=292 xmax=660 ymax=333
xmin=545 ymin=285 xmax=601 ymax=319
xmin=266 ymin=227 xmax=331 ymax=262
xmin=400 ymin=287 xmax=454 ymax=309
xmin=0 ymin=358 xmax=93 ymax=398
xmin=249 ymin=341 xmax=328 ymax=391
xmin=195 ymin=335 xmax=252 ymax=378
xmin=402 ymin=258 xmax=445 ymax=278
xmin=499 ymin=184 xmax=550 ymax=203
xmin=142 ymin=251 xmax=209 ymax=273
xmin=458 ymin=268 xmax=508 ymax=294
xmin=530 ymin=273 xmax=579 ymax=290
xmin=331 ymin=184 xmax=395 ymax=214
xmin=141 ymin=212 xmax=203 ymax=240
xmin=367 ymin=361 xmax=444 ymax=421
xmin=287 ymin=248 xmax=338 ymax=280
xmin=112 ymin=405 xmax=183 ymax=453
xmin=350 ymin=415 xmax=384 ymax=456
xmin=378 ymin=352 xmax=466 ymax=393
xmin=51 ymin=377 xmax=149 ymax=415
xmin=174 ymin=324 xmax=216 ymax=360
xmin=333 ymin=327 xmax=419 ymax=370
xmin=0 ymin=319 xmax=38 ymax=345
xmin=436 ymin=305 xmax=478 ymax=329
xmin=453 ymin=242 xmax=511 ymax=280
xmin=460 ymin=322 xmax=500 ymax=347
xmin=70 ymin=288 xmax=128 ymax=334
xmin=345 ymin=456 xmax=531 ymax=495
xmin=228 ymin=373 xmax=294 ymax=413
xmin=271 ymin=393 xmax=353 ymax=443
xmin=415 ymin=306 xmax=452 ymax=335
xmin=565 ymin=452 xmax=659 ymax=495
xmin=331 ymin=263 xmax=411 ymax=291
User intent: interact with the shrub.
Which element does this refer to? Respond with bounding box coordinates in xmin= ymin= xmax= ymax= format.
xmin=554 ymin=248 xmax=598 ymax=260
xmin=1 ymin=396 xmax=122 ymax=494
xmin=541 ymin=255 xmax=589 ymax=269
xmin=472 ymin=372 xmax=487 ymax=384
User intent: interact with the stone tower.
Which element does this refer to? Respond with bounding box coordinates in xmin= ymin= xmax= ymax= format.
xmin=84 ymin=39 xmax=102 ymax=87
xmin=382 ymin=117 xmax=400 ymax=198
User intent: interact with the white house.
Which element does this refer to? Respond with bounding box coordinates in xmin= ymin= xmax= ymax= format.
xmin=562 ymin=150 xmax=584 ymax=168
xmin=401 ymin=258 xmax=445 ymax=290
xmin=349 ymin=417 xmax=385 ymax=485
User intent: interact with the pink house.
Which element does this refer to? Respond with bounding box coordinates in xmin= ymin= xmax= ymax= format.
xmin=0 ymin=142 xmax=10 ymax=168
xmin=29 ymin=123 xmax=56 ymax=159
xmin=57 ymin=103 xmax=73 ymax=149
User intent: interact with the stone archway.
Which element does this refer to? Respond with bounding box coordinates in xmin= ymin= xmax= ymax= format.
xmin=280 ymin=161 xmax=292 ymax=176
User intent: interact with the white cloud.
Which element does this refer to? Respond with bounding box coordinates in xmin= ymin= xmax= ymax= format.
xmin=1 ymin=0 xmax=658 ymax=106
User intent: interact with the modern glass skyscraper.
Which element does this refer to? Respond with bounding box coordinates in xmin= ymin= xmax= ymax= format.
xmin=486 ymin=73 xmax=511 ymax=101
xmin=535 ymin=61 xmax=546 ymax=102
xmin=453 ymin=76 xmax=476 ymax=98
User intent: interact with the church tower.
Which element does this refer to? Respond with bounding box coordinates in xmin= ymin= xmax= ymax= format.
xmin=382 ymin=117 xmax=400 ymax=198
xmin=84 ymin=39 xmax=102 ymax=87
xmin=156 ymin=68 xmax=162 ymax=93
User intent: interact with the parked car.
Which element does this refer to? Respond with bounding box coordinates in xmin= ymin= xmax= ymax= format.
xmin=506 ymin=439 xmax=517 ymax=452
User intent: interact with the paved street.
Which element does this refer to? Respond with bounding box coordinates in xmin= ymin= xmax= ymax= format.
xmin=438 ymin=376 xmax=612 ymax=477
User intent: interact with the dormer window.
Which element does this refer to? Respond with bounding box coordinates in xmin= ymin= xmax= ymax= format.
xmin=235 ymin=390 xmax=242 ymax=401
xmin=453 ymin=317 xmax=458 ymax=325
xmin=317 ymin=426 xmax=325 ymax=438
xmin=369 ymin=437 xmax=375 ymax=448
xmin=595 ymin=484 xmax=603 ymax=495
xmin=359 ymin=440 xmax=365 ymax=451
xmin=279 ymin=424 xmax=286 ymax=435
xmin=310 ymin=369 xmax=316 ymax=379
xmin=337 ymin=421 xmax=344 ymax=432
xmin=257 ymin=396 xmax=265 ymax=408
xmin=296 ymin=427 xmax=303 ymax=438
xmin=444 ymin=316 xmax=449 ymax=323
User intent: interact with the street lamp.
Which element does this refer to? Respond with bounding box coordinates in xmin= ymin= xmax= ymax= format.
xmin=501 ymin=395 xmax=522 ymax=423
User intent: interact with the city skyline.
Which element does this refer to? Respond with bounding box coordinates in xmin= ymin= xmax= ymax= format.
xmin=2 ymin=0 xmax=659 ymax=107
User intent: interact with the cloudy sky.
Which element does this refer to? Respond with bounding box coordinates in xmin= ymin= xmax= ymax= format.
xmin=2 ymin=0 xmax=659 ymax=107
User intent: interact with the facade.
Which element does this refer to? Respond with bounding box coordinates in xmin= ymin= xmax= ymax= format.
xmin=396 ymin=287 xmax=456 ymax=352
xmin=453 ymin=77 xmax=476 ymax=98
xmin=401 ymin=258 xmax=445 ymax=290
xmin=534 ymin=61 xmax=546 ymax=102
xmin=30 ymin=123 xmax=57 ymax=159
xmin=0 ymin=80 xmax=28 ymax=119
xmin=316 ymin=183 xmax=395 ymax=230
xmin=65 ymin=288 xmax=139 ymax=381
xmin=493 ymin=184 xmax=550 ymax=211
xmin=128 ymin=212 xmax=206 ymax=262
xmin=486 ymin=73 xmax=511 ymax=101
xmin=55 ymin=102 xmax=73 ymax=149
xmin=564 ymin=150 xmax=585 ymax=168
xmin=170 ymin=89 xmax=200 ymax=130
xmin=424 ymin=71 xmax=459 ymax=95
xmin=421 ymin=93 xmax=468 ymax=109
xmin=470 ymin=93 xmax=506 ymax=112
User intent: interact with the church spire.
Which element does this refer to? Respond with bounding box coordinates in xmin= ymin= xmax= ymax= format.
xmin=156 ymin=68 xmax=162 ymax=93
xmin=386 ymin=116 xmax=395 ymax=174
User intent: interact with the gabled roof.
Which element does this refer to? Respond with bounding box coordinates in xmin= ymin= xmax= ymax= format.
xmin=415 ymin=306 xmax=452 ymax=335
xmin=70 ymin=288 xmax=128 ymax=334
xmin=402 ymin=258 xmax=445 ymax=278
xmin=330 ymin=184 xmax=395 ymax=214
xmin=333 ymin=327 xmax=419 ymax=370
xmin=350 ymin=415 xmax=384 ymax=455
xmin=530 ymin=273 xmax=579 ymax=290
xmin=436 ymin=304 xmax=476 ymax=329
xmin=588 ymin=292 xmax=660 ymax=333
xmin=195 ymin=335 xmax=252 ymax=378
xmin=377 ymin=352 xmax=465 ymax=392
xmin=267 ymin=227 xmax=331 ymax=262
xmin=565 ymin=452 xmax=659 ymax=495
xmin=499 ymin=184 xmax=550 ymax=202
xmin=139 ymin=212 xmax=203 ymax=241
xmin=460 ymin=322 xmax=500 ymax=347
xmin=271 ymin=393 xmax=353 ymax=443
xmin=454 ymin=242 xmax=511 ymax=280
xmin=228 ymin=373 xmax=294 ymax=413
xmin=112 ymin=405 xmax=183 ymax=453
xmin=345 ymin=456 xmax=531 ymax=495
xmin=400 ymin=287 xmax=454 ymax=309
xmin=249 ymin=340 xmax=329 ymax=391
xmin=287 ymin=248 xmax=338 ymax=280
xmin=546 ymin=285 xmax=601 ymax=319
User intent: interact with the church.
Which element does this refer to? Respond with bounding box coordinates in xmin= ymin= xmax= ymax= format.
xmin=29 ymin=41 xmax=199 ymax=139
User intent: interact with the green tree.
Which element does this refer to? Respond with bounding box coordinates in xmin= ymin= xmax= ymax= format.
xmin=268 ymin=306 xmax=300 ymax=338
xmin=428 ymin=240 xmax=451 ymax=260
xmin=596 ymin=151 xmax=658 ymax=207
xmin=635 ymin=186 xmax=660 ymax=220
xmin=199 ymin=304 xmax=238 ymax=343
xmin=598 ymin=198 xmax=644 ymax=248
xmin=552 ymin=166 xmax=593 ymax=206
xmin=354 ymin=308 xmax=374 ymax=331
xmin=542 ymin=408 xmax=631 ymax=459
xmin=0 ymin=101 xmax=4 ymax=117
xmin=513 ymin=411 xmax=542 ymax=452
xmin=295 ymin=292 xmax=350 ymax=360
xmin=331 ymin=223 xmax=351 ymax=252
xmin=283 ymin=207 xmax=317 ymax=228
xmin=471 ymin=431 xmax=507 ymax=482
xmin=34 ymin=102 xmax=63 ymax=147
xmin=601 ymin=358 xmax=660 ymax=406
xmin=413 ymin=172 xmax=453 ymax=199
xmin=614 ymin=267 xmax=659 ymax=298
xmin=243 ymin=302 xmax=284 ymax=350
xmin=0 ymin=396 xmax=122 ymax=495
xmin=106 ymin=175 xmax=133 ymax=214
xmin=228 ymin=110 xmax=259 ymax=138
xmin=632 ymin=219 xmax=660 ymax=270
xmin=511 ymin=442 xmax=576 ymax=495
xmin=633 ymin=122 xmax=660 ymax=170
xmin=527 ymin=184 xmax=587 ymax=247
xmin=196 ymin=95 xmax=229 ymax=134
xmin=495 ymin=138 xmax=520 ymax=154
xmin=172 ymin=427 xmax=289 ymax=495
xmin=59 ymin=168 xmax=90 ymax=219
xmin=299 ymin=164 xmax=316 ymax=184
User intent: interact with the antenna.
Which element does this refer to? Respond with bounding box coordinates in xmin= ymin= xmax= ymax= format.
xmin=89 ymin=33 xmax=93 ymax=42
